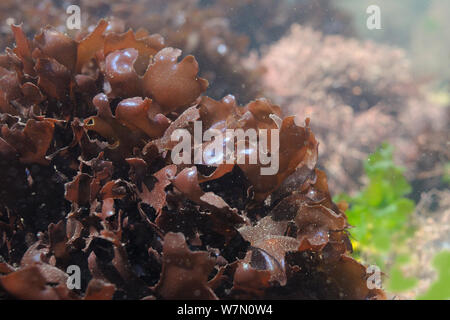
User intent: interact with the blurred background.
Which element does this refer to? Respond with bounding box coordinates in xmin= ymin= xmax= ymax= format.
xmin=0 ymin=0 xmax=448 ymax=299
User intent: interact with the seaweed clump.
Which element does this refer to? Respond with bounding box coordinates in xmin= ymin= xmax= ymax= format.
xmin=0 ymin=20 xmax=384 ymax=300
xmin=0 ymin=0 xmax=356 ymax=104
